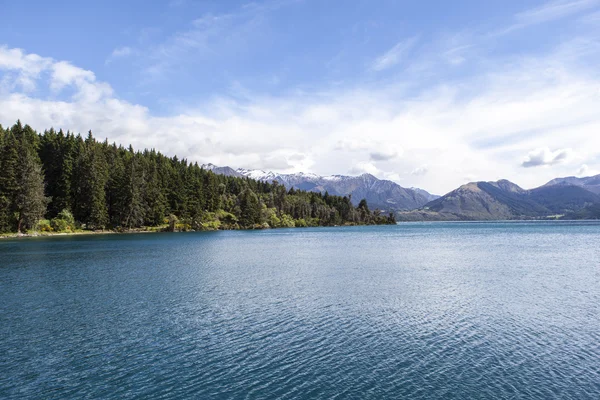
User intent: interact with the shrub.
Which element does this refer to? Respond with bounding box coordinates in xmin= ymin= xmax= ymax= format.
xmin=37 ymin=219 xmax=53 ymax=232
xmin=56 ymin=209 xmax=75 ymax=225
xmin=294 ymin=218 xmax=308 ymax=227
xmin=51 ymin=209 xmax=76 ymax=232
xmin=51 ymin=218 xmax=70 ymax=232
xmin=279 ymin=214 xmax=295 ymax=228
xmin=216 ymin=209 xmax=238 ymax=224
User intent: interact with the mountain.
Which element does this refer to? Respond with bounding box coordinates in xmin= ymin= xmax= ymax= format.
xmin=410 ymin=187 xmax=440 ymax=202
xmin=201 ymin=164 xmax=437 ymax=211
xmin=543 ymin=174 xmax=600 ymax=194
xmin=200 ymin=164 xmax=600 ymax=220
xmin=528 ymin=185 xmax=600 ymax=214
xmin=563 ymin=203 xmax=600 ymax=220
xmin=398 ymin=179 xmax=600 ymax=221
xmin=201 ymin=163 xmax=243 ymax=177
xmin=411 ymin=180 xmax=529 ymax=220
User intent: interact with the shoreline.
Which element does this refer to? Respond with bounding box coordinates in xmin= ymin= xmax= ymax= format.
xmin=0 ymin=223 xmax=394 ymax=240
xmin=0 ymin=228 xmax=173 ymax=240
xmin=3 ymin=219 xmax=600 ymax=240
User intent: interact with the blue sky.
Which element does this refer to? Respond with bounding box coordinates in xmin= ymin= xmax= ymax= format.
xmin=1 ymin=0 xmax=600 ymax=193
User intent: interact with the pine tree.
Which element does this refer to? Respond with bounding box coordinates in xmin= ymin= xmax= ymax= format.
xmin=239 ymin=188 xmax=261 ymax=227
xmin=0 ymin=130 xmax=19 ymax=231
xmin=55 ymin=131 xmax=75 ymax=215
xmin=87 ymin=141 xmax=109 ymax=229
xmin=0 ymin=121 xmax=389 ymax=233
xmin=122 ymin=149 xmax=146 ymax=228
xmin=14 ymin=151 xmax=48 ymax=232
xmin=144 ymin=158 xmax=167 ymax=226
xmin=74 ymin=132 xmax=109 ymax=229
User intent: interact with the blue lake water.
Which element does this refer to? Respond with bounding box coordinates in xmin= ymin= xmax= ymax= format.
xmin=1 ymin=222 xmax=600 ymax=399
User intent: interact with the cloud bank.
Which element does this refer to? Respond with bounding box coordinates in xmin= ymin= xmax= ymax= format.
xmin=2 ymin=1 xmax=600 ymax=195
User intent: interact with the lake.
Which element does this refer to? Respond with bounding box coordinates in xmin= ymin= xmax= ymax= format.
xmin=1 ymin=222 xmax=599 ymax=399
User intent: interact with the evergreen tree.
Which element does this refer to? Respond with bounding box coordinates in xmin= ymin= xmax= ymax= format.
xmin=74 ymin=132 xmax=108 ymax=229
xmin=54 ymin=131 xmax=76 ymax=215
xmin=122 ymin=149 xmax=146 ymax=228
xmin=144 ymin=156 xmax=167 ymax=225
xmin=0 ymin=121 xmax=393 ymax=233
xmin=239 ymin=188 xmax=262 ymax=227
xmin=14 ymin=151 xmax=48 ymax=232
xmin=0 ymin=130 xmax=19 ymax=231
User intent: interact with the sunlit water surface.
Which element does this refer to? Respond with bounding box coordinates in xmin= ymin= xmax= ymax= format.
xmin=1 ymin=222 xmax=599 ymax=399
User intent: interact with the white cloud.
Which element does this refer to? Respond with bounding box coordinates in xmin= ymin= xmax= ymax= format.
xmin=349 ymin=162 xmax=381 ymax=176
xmin=576 ymin=164 xmax=599 ymax=176
xmin=105 ymin=46 xmax=133 ymax=64
xmin=577 ymin=164 xmax=590 ymax=176
xmin=411 ymin=166 xmax=429 ymax=176
xmin=335 ymin=138 xmax=372 ymax=152
xmin=522 ymin=147 xmax=574 ymax=168
xmin=370 ymin=149 xmax=399 ymax=161
xmin=50 ymin=61 xmax=95 ymax=90
xmin=515 ymin=0 xmax=599 ymax=25
xmin=141 ymin=0 xmax=298 ymax=79
xmin=2 ymin=20 xmax=600 ymax=195
xmin=494 ymin=0 xmax=600 ymax=35
xmin=0 ymin=46 xmax=52 ymax=91
xmin=371 ymin=37 xmax=418 ymax=72
xmin=0 ymin=46 xmax=112 ymax=104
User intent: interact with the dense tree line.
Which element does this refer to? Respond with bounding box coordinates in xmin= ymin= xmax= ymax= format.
xmin=0 ymin=121 xmax=396 ymax=234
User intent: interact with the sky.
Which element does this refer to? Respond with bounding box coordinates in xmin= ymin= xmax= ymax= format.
xmin=1 ymin=0 xmax=600 ymax=194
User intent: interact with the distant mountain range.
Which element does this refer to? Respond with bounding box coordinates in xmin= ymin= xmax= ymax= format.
xmin=398 ymin=176 xmax=600 ymax=221
xmin=202 ymin=163 xmax=600 ymax=220
xmin=544 ymin=174 xmax=600 ymax=194
xmin=201 ymin=163 xmax=439 ymax=211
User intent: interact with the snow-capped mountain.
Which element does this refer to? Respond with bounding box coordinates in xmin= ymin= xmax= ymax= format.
xmin=201 ymin=163 xmax=243 ymax=177
xmin=201 ymin=164 xmax=438 ymax=211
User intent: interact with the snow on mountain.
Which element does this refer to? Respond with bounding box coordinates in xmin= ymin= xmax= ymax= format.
xmin=201 ymin=163 xmax=243 ymax=177
xmin=236 ymin=168 xmax=278 ymax=181
xmin=202 ymin=164 xmax=436 ymax=211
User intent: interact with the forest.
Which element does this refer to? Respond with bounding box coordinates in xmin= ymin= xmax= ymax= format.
xmin=0 ymin=121 xmax=396 ymax=234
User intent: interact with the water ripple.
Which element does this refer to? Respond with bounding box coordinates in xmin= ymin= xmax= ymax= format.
xmin=1 ymin=223 xmax=600 ymax=399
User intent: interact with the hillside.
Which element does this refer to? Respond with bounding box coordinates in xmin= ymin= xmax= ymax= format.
xmin=543 ymin=174 xmax=600 ymax=194
xmin=398 ymin=179 xmax=600 ymax=221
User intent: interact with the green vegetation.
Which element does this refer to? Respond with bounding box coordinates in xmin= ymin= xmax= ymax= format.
xmin=0 ymin=121 xmax=396 ymax=235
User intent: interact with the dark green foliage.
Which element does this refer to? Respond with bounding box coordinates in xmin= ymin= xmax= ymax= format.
xmin=0 ymin=128 xmax=20 ymax=231
xmin=239 ymin=189 xmax=261 ymax=227
xmin=0 ymin=122 xmax=48 ymax=232
xmin=39 ymin=128 xmax=76 ymax=218
xmin=73 ymin=132 xmax=109 ymax=229
xmin=358 ymin=199 xmax=369 ymax=212
xmin=14 ymin=150 xmax=48 ymax=232
xmin=0 ymin=121 xmax=395 ymax=233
